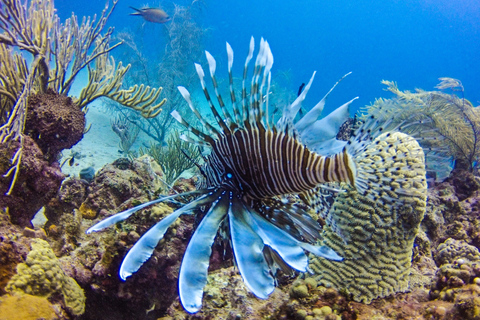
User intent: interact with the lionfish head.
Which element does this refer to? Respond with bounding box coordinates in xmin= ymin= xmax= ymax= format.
xmin=87 ymin=37 xmax=354 ymax=313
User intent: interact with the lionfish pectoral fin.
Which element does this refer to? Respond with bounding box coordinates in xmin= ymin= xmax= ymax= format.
xmin=300 ymin=243 xmax=343 ymax=261
xmin=178 ymin=190 xmax=230 ymax=313
xmin=299 ymin=97 xmax=358 ymax=154
xmin=119 ymin=208 xmax=184 ymax=280
xmin=119 ymin=189 xmax=221 ymax=280
xmin=229 ymin=199 xmax=275 ymax=299
xmin=85 ymin=190 xmax=209 ymax=234
xmin=295 ymin=72 xmax=353 ymax=133
xmin=247 ymin=210 xmax=308 ymax=272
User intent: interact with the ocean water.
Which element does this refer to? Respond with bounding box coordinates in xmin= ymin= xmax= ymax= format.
xmin=55 ymin=0 xmax=480 ymax=116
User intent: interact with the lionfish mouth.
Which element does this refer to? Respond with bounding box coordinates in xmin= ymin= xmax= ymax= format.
xmin=87 ymin=37 xmax=425 ymax=313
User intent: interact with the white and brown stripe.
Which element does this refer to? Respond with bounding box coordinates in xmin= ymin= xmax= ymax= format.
xmin=208 ymin=123 xmax=356 ymax=200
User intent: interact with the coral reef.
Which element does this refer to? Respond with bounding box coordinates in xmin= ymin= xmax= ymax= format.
xmin=79 ymin=156 xmax=167 ymax=216
xmin=6 ymin=238 xmax=85 ymax=316
xmin=0 ymin=212 xmax=30 ymax=295
xmin=0 ymin=0 xmax=167 ymax=223
xmin=430 ymin=238 xmax=480 ymax=300
xmin=0 ymin=146 xmax=479 ymax=319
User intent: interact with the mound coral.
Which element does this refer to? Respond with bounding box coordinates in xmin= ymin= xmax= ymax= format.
xmin=309 ymin=132 xmax=427 ymax=303
xmin=6 ymin=238 xmax=85 ymax=316
xmin=430 ymin=238 xmax=480 ymax=301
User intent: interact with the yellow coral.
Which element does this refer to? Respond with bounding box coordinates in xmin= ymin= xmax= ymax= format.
xmin=6 ymin=239 xmax=85 ymax=316
xmin=0 ymin=293 xmax=56 ymax=320
xmin=79 ymin=202 xmax=97 ymax=219
xmin=309 ymin=132 xmax=427 ymax=303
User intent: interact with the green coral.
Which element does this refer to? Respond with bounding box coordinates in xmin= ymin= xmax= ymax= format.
xmin=6 ymin=239 xmax=85 ymax=316
xmin=309 ymin=132 xmax=427 ymax=303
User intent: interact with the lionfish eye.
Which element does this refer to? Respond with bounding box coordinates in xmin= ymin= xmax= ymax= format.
xmin=226 ymin=173 xmax=233 ymax=179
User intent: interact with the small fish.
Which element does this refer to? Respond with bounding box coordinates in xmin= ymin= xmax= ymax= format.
xmin=68 ymin=156 xmax=75 ymax=166
xmin=297 ymin=82 xmax=305 ymax=96
xmin=129 ymin=6 xmax=171 ymax=24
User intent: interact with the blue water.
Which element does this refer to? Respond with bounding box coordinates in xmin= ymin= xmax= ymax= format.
xmin=56 ymin=0 xmax=480 ymax=115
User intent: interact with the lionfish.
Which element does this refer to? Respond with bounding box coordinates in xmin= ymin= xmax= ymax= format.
xmin=87 ymin=38 xmax=421 ymax=313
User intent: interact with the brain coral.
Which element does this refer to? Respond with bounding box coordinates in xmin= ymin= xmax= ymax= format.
xmin=6 ymin=239 xmax=85 ymax=316
xmin=309 ymin=132 xmax=427 ymax=303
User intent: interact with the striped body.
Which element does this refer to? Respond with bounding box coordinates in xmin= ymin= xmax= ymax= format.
xmin=208 ymin=123 xmax=355 ymax=200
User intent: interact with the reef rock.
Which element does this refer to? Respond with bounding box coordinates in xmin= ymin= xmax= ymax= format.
xmin=0 ymin=136 xmax=65 ymax=227
xmin=79 ymin=156 xmax=167 ymax=218
xmin=24 ymin=89 xmax=85 ymax=162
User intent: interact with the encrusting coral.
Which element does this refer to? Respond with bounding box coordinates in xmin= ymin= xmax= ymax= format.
xmin=6 ymin=238 xmax=85 ymax=316
xmin=0 ymin=293 xmax=57 ymax=320
xmin=309 ymin=132 xmax=428 ymax=303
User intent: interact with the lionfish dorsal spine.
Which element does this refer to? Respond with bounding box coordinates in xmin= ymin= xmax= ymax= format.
xmin=194 ymin=63 xmax=231 ymax=134
xmin=205 ymin=51 xmax=237 ymax=131
xmin=226 ymin=42 xmax=242 ymax=125
xmin=241 ymin=37 xmax=255 ymax=124
xmin=248 ymin=38 xmax=274 ymax=128
xmin=174 ymin=89 xmax=215 ymax=143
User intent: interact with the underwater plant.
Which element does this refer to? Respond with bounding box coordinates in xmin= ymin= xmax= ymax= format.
xmin=111 ymin=115 xmax=140 ymax=154
xmin=364 ymin=78 xmax=480 ymax=176
xmin=87 ymin=38 xmax=427 ymax=313
xmin=139 ymin=130 xmax=201 ymax=186
xmin=0 ymin=0 xmax=166 ymax=195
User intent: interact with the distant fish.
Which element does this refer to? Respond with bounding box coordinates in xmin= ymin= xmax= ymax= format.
xmin=297 ymin=82 xmax=305 ymax=97
xmin=129 ymin=6 xmax=171 ymax=24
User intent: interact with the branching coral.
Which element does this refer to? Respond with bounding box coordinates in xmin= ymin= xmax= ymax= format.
xmin=75 ymin=53 xmax=165 ymax=117
xmin=364 ymin=78 xmax=480 ymax=174
xmin=0 ymin=0 xmax=167 ymax=197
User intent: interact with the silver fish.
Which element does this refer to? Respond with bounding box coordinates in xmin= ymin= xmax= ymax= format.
xmin=129 ymin=6 xmax=171 ymax=24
